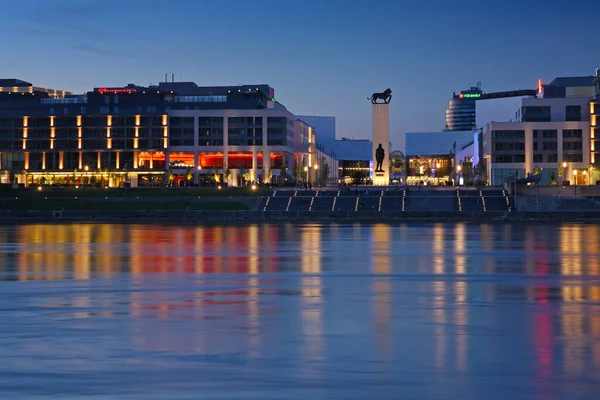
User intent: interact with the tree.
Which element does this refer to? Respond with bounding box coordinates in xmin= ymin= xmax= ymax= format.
xmin=278 ymin=163 xmax=289 ymax=186
xmin=185 ymin=166 xmax=193 ymax=182
xmin=352 ymin=171 xmax=366 ymax=185
xmin=476 ymin=159 xmax=487 ymax=185
xmin=557 ymin=164 xmax=564 ymax=184
xmin=319 ymin=159 xmax=330 ymax=186
xmin=461 ymin=161 xmax=474 ymax=185
xmin=550 ymin=171 xmax=557 ymax=185
xmin=239 ymin=167 xmax=249 ymax=186
xmin=264 ymin=168 xmax=273 ymax=185
xmin=292 ymin=159 xmax=300 ymax=183
xmin=533 ymin=165 xmax=542 ymax=175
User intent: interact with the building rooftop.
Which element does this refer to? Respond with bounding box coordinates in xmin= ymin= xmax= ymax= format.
xmin=405 ymin=131 xmax=474 ymax=157
xmin=0 ymin=79 xmax=32 ymax=87
xmin=547 ymin=76 xmax=595 ymax=87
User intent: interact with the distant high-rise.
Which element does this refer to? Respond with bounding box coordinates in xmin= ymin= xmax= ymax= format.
xmin=445 ymin=82 xmax=482 ymax=131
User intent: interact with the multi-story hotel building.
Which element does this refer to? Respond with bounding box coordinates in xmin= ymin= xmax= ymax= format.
xmin=0 ymin=79 xmax=333 ymax=186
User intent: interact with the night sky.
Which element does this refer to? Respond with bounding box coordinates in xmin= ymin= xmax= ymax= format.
xmin=1 ymin=0 xmax=597 ymax=150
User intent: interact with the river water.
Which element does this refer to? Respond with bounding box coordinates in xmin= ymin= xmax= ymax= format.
xmin=1 ymin=222 xmax=600 ymax=399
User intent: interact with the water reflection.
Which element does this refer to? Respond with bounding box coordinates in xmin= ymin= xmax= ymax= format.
xmin=3 ymin=223 xmax=600 ymax=398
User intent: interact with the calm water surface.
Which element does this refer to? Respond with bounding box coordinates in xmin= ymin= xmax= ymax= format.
xmin=1 ymin=222 xmax=600 ymax=399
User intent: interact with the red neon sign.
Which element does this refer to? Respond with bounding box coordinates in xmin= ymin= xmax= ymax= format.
xmin=97 ymin=88 xmax=137 ymax=94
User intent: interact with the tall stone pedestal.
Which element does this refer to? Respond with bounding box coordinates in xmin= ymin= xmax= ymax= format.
xmin=372 ymin=104 xmax=389 ymax=186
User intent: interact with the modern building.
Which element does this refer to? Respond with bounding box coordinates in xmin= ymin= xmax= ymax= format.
xmin=405 ymin=131 xmax=474 ymax=185
xmin=540 ymin=76 xmax=596 ymax=99
xmin=446 ymin=82 xmax=537 ymax=131
xmin=296 ymin=115 xmax=374 ymax=184
xmin=0 ymin=79 xmax=72 ymax=97
xmin=445 ymin=83 xmax=482 ymax=131
xmin=482 ymin=95 xmax=591 ymax=185
xmin=0 ymin=79 xmax=335 ymax=187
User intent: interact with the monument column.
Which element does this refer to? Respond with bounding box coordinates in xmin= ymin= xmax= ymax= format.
xmin=372 ymin=102 xmax=390 ymax=186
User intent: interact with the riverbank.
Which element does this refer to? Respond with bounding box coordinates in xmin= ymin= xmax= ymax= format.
xmin=3 ymin=209 xmax=600 ymax=223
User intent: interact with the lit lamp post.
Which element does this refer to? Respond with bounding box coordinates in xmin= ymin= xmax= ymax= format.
xmin=313 ymin=164 xmax=319 ymax=187
xmin=457 ymin=165 xmax=462 ymax=187
xmin=573 ymin=170 xmax=577 ymax=196
xmin=562 ymin=161 xmax=567 ymax=186
xmin=304 ymin=166 xmax=308 ymax=185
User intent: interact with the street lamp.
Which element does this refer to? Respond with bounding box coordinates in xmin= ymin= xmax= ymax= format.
xmin=573 ymin=170 xmax=577 ymax=196
xmin=457 ymin=165 xmax=462 ymax=186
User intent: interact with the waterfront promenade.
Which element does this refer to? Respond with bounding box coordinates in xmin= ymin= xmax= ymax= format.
xmin=1 ymin=185 xmax=600 ymax=222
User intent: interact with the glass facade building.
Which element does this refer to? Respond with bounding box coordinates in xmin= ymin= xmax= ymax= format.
xmin=0 ymin=80 xmax=315 ymax=186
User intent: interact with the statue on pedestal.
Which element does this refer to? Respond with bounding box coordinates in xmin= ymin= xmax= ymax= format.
xmin=368 ymin=88 xmax=392 ymax=104
xmin=375 ymin=143 xmax=385 ymax=172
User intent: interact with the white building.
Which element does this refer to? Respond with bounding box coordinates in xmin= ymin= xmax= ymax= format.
xmin=482 ymin=96 xmax=591 ymax=185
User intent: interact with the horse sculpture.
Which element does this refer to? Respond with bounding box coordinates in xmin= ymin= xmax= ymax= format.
xmin=368 ymin=88 xmax=392 ymax=104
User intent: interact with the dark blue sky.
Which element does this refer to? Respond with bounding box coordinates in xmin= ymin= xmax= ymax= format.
xmin=1 ymin=0 xmax=597 ymax=150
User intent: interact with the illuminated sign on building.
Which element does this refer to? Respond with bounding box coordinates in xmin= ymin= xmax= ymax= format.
xmin=459 ymin=93 xmax=481 ymax=99
xmin=96 ymin=88 xmax=137 ymax=94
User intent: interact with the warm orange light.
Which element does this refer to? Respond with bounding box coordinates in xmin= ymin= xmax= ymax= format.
xmin=78 ymin=127 xmax=82 ymax=138
xmin=22 ymin=140 xmax=26 ymax=149
xmin=106 ymin=127 xmax=111 ymax=138
xmin=163 ymin=126 xmax=168 ymax=137
xmin=107 ymin=115 xmax=112 ymax=127
xmin=592 ymin=103 xmax=596 ymax=114
xmin=107 ymin=138 xmax=112 ymax=149
xmin=23 ymin=128 xmax=27 ymax=138
xmin=24 ymin=153 xmax=29 ymax=169
xmin=59 ymin=152 xmax=64 ymax=169
xmin=50 ymin=139 xmax=54 ymax=149
xmin=50 ymin=116 xmax=55 ymax=127
xmin=50 ymin=127 xmax=55 ymax=138
xmin=78 ymin=139 xmax=82 ymax=149
xmin=592 ymin=115 xmax=597 ymax=127
xmin=23 ymin=116 xmax=28 ymax=127
xmin=162 ymin=115 xmax=168 ymax=126
xmin=135 ymin=127 xmax=139 ymax=137
xmin=77 ymin=116 xmax=82 ymax=127
xmin=135 ymin=115 xmax=140 ymax=126
xmin=133 ymin=138 xmax=138 ymax=149
xmin=42 ymin=152 xmax=46 ymax=170
xmin=163 ymin=138 xmax=167 ymax=148
xmin=537 ymin=79 xmax=543 ymax=93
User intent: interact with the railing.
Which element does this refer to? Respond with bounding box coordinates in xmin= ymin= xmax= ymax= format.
xmin=41 ymin=96 xmax=88 ymax=104
xmin=165 ymin=95 xmax=227 ymax=103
